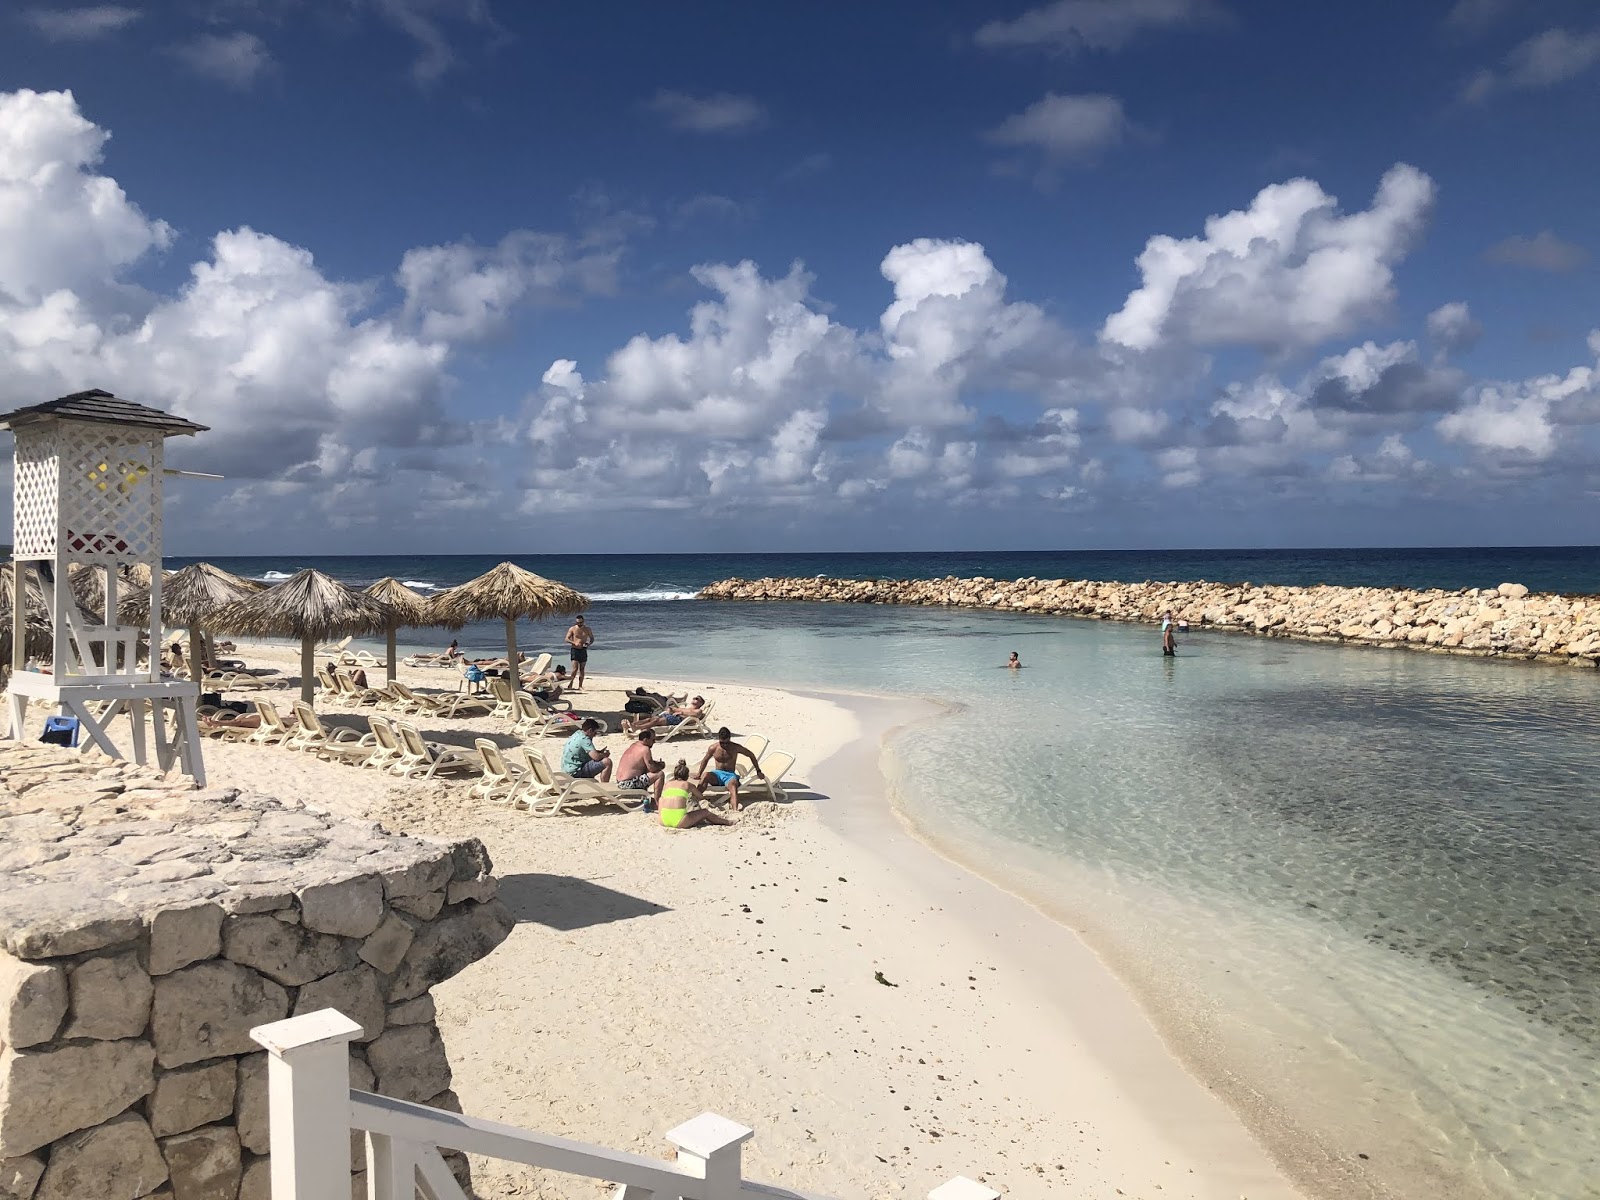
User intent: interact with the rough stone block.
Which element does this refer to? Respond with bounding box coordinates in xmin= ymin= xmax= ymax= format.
xmin=292 ymin=966 xmax=385 ymax=1041
xmin=236 ymin=1157 xmax=268 ymax=1200
xmin=387 ymin=900 xmax=514 ymax=1002
xmin=356 ymin=915 xmax=412 ymax=974
xmin=159 ymin=1125 xmax=241 ymax=1200
xmin=377 ymin=854 xmax=453 ymax=902
xmin=0 ymin=1153 xmax=43 ymax=1200
xmin=445 ymin=877 xmax=497 ymax=904
xmin=0 ymin=886 xmax=144 ymax=959
xmin=448 ymin=839 xmax=492 ymax=882
xmin=385 ymin=994 xmax=435 ymax=1027
xmin=298 ymin=876 xmax=383 ymax=939
xmin=365 ymin=1023 xmax=451 ymax=1104
xmin=233 ymin=1055 xmax=269 ymax=1157
xmin=148 ymin=1060 xmax=237 ymax=1139
xmin=64 ymin=950 xmax=153 ymax=1041
xmin=151 ymin=961 xmax=288 ymax=1069
xmin=34 ymin=1112 xmax=167 ymax=1200
xmin=389 ymin=891 xmax=444 ymax=921
xmin=221 ymin=915 xmax=355 ymax=986
xmin=146 ymin=903 xmax=223 ymax=977
xmin=0 ymin=955 xmax=67 ymax=1050
xmin=0 ymin=1038 xmax=155 ymax=1157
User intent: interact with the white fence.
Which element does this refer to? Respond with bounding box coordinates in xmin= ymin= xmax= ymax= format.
xmin=250 ymin=1010 xmax=1000 ymax=1200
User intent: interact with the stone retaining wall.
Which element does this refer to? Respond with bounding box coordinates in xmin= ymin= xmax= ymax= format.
xmin=0 ymin=744 xmax=514 ymax=1200
xmin=698 ymin=575 xmax=1600 ymax=666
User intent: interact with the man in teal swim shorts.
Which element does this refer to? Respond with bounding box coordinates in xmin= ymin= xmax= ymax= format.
xmin=693 ymin=726 xmax=764 ymax=812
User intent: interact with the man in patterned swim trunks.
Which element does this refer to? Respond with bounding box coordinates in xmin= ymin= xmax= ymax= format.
xmin=564 ymin=614 xmax=594 ymax=689
xmin=613 ymin=728 xmax=665 ymax=806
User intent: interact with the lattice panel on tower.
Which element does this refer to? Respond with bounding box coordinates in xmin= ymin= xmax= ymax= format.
xmin=46 ymin=421 xmax=163 ymax=563
xmin=12 ymin=426 xmax=61 ymax=558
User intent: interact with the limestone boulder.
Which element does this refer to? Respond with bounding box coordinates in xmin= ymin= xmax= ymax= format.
xmin=298 ymin=876 xmax=383 ymax=940
xmin=35 ymin=1113 xmax=167 ymax=1200
xmin=0 ymin=1038 xmax=155 ymax=1157
xmin=292 ymin=966 xmax=385 ymax=1041
xmin=356 ymin=914 xmax=413 ymax=974
xmin=386 ymin=900 xmax=514 ymax=1002
xmin=365 ymin=1023 xmax=451 ymax=1104
xmin=146 ymin=903 xmax=223 ymax=977
xmin=151 ymin=961 xmax=288 ymax=1069
xmin=64 ymin=950 xmax=153 ymax=1041
xmin=236 ymin=1156 xmax=269 ymax=1200
xmin=0 ymin=1153 xmax=44 ymax=1200
xmin=221 ymin=915 xmax=355 ymax=986
xmin=148 ymin=1060 xmax=237 ymax=1139
xmin=159 ymin=1125 xmax=240 ymax=1200
xmin=0 ymin=956 xmax=66 ymax=1050
xmin=1498 ymin=582 xmax=1530 ymax=599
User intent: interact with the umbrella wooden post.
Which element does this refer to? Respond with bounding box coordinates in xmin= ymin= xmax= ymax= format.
xmin=504 ymin=616 xmax=518 ymax=681
xmin=10 ymin=560 xmax=22 ymax=677
xmin=300 ymin=637 xmax=316 ymax=706
xmin=386 ymin=627 xmax=398 ymax=684
xmin=188 ymin=624 xmax=200 ymax=677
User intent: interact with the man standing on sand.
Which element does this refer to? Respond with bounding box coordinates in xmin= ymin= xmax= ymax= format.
xmin=564 ymin=613 xmax=594 ymax=689
xmin=694 ymin=726 xmax=765 ymax=813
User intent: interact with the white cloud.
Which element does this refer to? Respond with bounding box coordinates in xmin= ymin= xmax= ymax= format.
xmin=1483 ymin=230 xmax=1588 ymax=272
xmin=1425 ymin=301 xmax=1482 ymax=355
xmin=985 ymin=93 xmax=1132 ymax=168
xmin=22 ymin=5 xmax=140 ymax=40
xmin=1463 ymin=27 xmax=1600 ymax=102
xmin=975 ymin=0 xmax=1219 ymax=53
xmin=0 ymin=89 xmax=173 ymax=307
xmin=1438 ymin=344 xmax=1598 ymax=460
xmin=1328 ymin=433 xmax=1426 ymax=483
xmin=368 ymin=0 xmax=503 ymax=85
xmin=1101 ymin=163 xmax=1435 ymax=352
xmin=171 ymin=31 xmax=275 ymax=88
xmin=397 ymin=230 xmax=622 ymax=341
xmin=647 ymin=90 xmax=767 ymax=134
xmin=1106 ymin=406 xmax=1169 ymax=443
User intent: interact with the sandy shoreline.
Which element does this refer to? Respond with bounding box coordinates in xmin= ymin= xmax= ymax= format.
xmin=189 ymin=641 xmax=1303 ymax=1198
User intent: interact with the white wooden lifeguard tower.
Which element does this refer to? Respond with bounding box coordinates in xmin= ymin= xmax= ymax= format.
xmin=2 ymin=390 xmax=210 ymax=785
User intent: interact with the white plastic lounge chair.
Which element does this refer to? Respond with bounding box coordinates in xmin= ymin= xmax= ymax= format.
xmin=470 ymin=738 xmax=526 ymax=803
xmin=316 ymin=635 xmax=353 ymax=657
xmin=338 ymin=648 xmax=381 ymax=668
xmin=402 ymin=651 xmax=455 ymax=668
xmin=517 ymin=652 xmax=554 ymax=687
xmin=315 ymin=666 xmax=343 ymax=702
xmin=393 ymin=722 xmax=479 ymax=780
xmin=363 ymin=717 xmax=404 ymax=773
xmin=383 ymin=681 xmax=437 ymax=715
xmin=704 ymin=750 xmax=794 ymax=805
xmin=737 ymin=733 xmax=769 ymax=765
xmin=487 ymin=676 xmax=519 ymax=721
xmin=334 ymin=673 xmax=384 ymax=706
xmin=245 ymin=700 xmax=296 ymax=746
xmin=511 ymin=752 xmax=646 ymax=817
xmin=431 ymin=688 xmax=496 ymax=718
xmin=638 ymin=699 xmax=713 ymax=741
xmin=286 ymin=701 xmax=369 ymax=759
xmin=198 ymin=711 xmax=256 ymax=742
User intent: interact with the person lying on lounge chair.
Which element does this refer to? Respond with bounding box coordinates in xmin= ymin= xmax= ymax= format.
xmin=621 ymin=695 xmax=706 ymax=734
xmin=527 ymin=664 xmax=566 ymax=703
xmin=659 ymin=760 xmax=733 ymax=830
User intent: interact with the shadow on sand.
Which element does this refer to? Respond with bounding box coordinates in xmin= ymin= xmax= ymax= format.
xmin=497 ymin=872 xmax=669 ymax=931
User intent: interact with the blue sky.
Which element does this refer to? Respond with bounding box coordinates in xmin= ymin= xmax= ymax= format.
xmin=0 ymin=0 xmax=1596 ymax=554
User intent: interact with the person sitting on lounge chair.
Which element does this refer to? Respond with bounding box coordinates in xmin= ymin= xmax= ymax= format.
xmin=560 ymin=718 xmax=612 ymax=780
xmin=349 ymin=667 xmax=370 ymax=689
xmin=621 ymin=695 xmax=706 ymax=734
xmin=694 ymin=727 xmax=765 ymax=813
xmin=660 ymin=760 xmax=733 ymax=830
xmin=615 ymin=728 xmax=666 ymax=803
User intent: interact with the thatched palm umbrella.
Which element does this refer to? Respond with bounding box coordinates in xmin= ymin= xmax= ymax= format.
xmin=213 ymin=569 xmax=392 ymax=704
xmin=0 ymin=564 xmax=54 ymax=673
xmin=364 ymin=577 xmax=459 ymax=683
xmin=429 ymin=562 xmax=587 ymax=680
xmin=67 ymin=563 xmax=151 ymax=625
xmin=162 ymin=563 xmax=262 ymax=670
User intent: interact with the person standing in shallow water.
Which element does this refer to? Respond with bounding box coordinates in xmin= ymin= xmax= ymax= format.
xmin=1161 ymin=611 xmax=1177 ymax=657
xmin=564 ymin=613 xmax=594 ymax=690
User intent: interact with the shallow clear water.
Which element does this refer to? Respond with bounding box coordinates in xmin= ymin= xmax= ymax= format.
xmin=217 ymin=568 xmax=1600 ymax=1200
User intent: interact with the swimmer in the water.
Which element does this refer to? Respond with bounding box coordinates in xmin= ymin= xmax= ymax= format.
xmin=1007 ymin=651 xmax=1022 ymax=669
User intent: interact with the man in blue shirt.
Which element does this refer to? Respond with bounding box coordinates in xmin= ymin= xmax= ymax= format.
xmin=561 ymin=718 xmax=611 ymax=780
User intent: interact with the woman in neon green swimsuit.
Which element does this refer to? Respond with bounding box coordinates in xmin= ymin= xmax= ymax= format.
xmin=660 ymin=761 xmax=734 ymax=829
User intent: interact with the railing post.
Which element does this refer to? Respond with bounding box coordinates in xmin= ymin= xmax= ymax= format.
xmin=664 ymin=1113 xmax=754 ymax=1200
xmin=928 ymin=1178 xmax=1000 ymax=1200
xmin=251 ymin=1009 xmax=365 ymax=1200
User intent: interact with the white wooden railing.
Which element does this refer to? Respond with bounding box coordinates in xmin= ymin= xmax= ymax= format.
xmin=250 ymin=1011 xmax=1000 ymax=1200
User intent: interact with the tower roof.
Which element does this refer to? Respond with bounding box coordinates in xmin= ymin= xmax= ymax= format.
xmin=0 ymin=390 xmax=209 ymax=437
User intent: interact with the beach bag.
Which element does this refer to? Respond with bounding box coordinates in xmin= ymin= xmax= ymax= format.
xmin=624 ymin=698 xmax=655 ymax=714
xmin=465 ymin=664 xmax=485 ymax=683
xmin=200 ymin=691 xmax=223 ymax=708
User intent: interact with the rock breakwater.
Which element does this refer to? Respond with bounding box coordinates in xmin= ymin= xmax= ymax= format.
xmin=698 ymin=575 xmax=1600 ymax=666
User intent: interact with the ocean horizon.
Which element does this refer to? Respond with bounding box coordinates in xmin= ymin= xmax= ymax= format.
xmin=182 ymin=548 xmax=1599 ymax=1199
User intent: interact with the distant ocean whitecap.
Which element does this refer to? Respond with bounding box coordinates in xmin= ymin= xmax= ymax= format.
xmin=259 ymin=570 xmax=296 ymax=581
xmin=585 ymin=585 xmax=698 ymax=602
xmin=402 ymin=580 xmax=441 ymax=593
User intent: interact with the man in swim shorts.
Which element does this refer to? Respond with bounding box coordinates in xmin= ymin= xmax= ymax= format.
xmin=621 ymin=695 xmax=705 ymax=734
xmin=560 ymin=718 xmax=611 ymax=780
xmin=564 ymin=614 xmax=594 ymax=689
xmin=614 ymin=728 xmax=665 ymax=804
xmin=694 ymin=726 xmax=765 ymax=813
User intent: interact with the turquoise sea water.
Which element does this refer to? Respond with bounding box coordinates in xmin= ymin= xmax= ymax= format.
xmin=184 ymin=552 xmax=1600 ymax=1200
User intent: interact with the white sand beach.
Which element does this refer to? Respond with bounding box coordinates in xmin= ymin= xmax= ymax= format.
xmin=193 ymin=642 xmax=1305 ymax=1199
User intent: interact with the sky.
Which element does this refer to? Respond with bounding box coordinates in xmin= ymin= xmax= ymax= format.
xmin=0 ymin=0 xmax=1596 ymax=555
